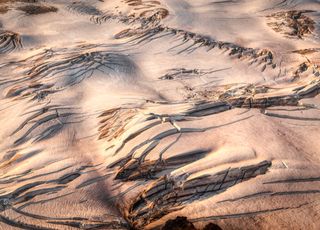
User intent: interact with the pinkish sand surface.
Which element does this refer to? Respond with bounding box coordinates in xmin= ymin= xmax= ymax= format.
xmin=0 ymin=0 xmax=320 ymax=229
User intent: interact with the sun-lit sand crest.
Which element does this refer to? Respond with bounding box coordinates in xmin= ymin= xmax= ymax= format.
xmin=0 ymin=0 xmax=320 ymax=229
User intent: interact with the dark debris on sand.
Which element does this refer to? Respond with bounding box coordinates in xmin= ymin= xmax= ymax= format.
xmin=17 ymin=4 xmax=58 ymax=15
xmin=161 ymin=216 xmax=222 ymax=230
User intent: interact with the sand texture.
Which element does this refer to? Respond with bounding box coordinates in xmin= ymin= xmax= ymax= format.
xmin=0 ymin=0 xmax=320 ymax=229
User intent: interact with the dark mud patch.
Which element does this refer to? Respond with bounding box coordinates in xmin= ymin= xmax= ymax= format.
xmin=161 ymin=216 xmax=196 ymax=230
xmin=0 ymin=0 xmax=38 ymax=3
xmin=161 ymin=216 xmax=223 ymax=230
xmin=203 ymin=223 xmax=222 ymax=230
xmin=17 ymin=4 xmax=58 ymax=15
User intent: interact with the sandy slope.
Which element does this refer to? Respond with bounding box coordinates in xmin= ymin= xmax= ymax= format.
xmin=0 ymin=0 xmax=320 ymax=229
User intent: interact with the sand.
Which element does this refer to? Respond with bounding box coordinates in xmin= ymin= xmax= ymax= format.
xmin=0 ymin=0 xmax=319 ymax=229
